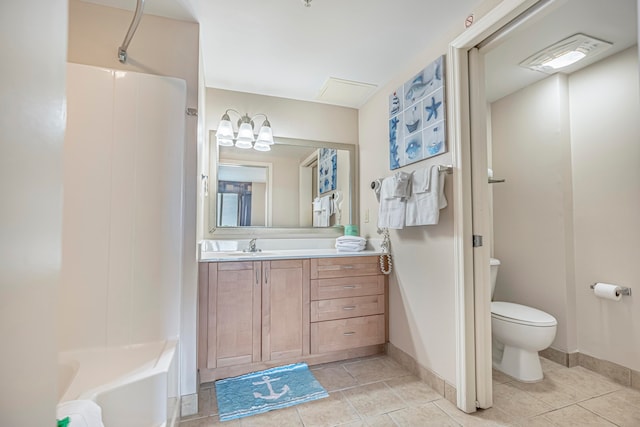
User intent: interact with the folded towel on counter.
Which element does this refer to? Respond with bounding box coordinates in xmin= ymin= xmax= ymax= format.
xmin=335 ymin=236 xmax=366 ymax=252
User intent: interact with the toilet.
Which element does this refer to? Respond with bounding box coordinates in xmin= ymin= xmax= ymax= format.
xmin=490 ymin=258 xmax=557 ymax=382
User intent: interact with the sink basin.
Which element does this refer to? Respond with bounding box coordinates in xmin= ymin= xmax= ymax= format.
xmin=200 ymin=250 xmax=279 ymax=260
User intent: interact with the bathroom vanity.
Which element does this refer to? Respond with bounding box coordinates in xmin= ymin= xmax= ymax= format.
xmin=198 ymin=248 xmax=388 ymax=383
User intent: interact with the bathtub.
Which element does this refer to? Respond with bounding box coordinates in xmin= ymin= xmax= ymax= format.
xmin=58 ymin=340 xmax=179 ymax=427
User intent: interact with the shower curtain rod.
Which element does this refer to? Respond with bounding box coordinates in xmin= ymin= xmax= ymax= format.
xmin=118 ymin=0 xmax=145 ymax=63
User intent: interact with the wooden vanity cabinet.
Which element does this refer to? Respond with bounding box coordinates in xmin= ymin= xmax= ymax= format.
xmin=310 ymin=256 xmax=387 ymax=354
xmin=198 ymin=259 xmax=309 ymax=382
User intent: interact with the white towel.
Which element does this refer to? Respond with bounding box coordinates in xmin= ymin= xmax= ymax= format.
xmin=378 ymin=176 xmax=406 ymax=229
xmin=335 ymin=235 xmax=366 ymax=252
xmin=57 ymin=400 xmax=105 ymax=427
xmin=392 ymin=171 xmax=412 ymax=199
xmin=313 ymin=195 xmax=332 ymax=227
xmin=405 ymin=165 xmax=447 ymax=226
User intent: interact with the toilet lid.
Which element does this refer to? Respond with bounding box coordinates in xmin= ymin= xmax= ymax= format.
xmin=491 ymin=301 xmax=557 ymax=327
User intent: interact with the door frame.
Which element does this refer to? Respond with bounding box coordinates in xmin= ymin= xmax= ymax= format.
xmin=448 ymin=0 xmax=553 ymax=412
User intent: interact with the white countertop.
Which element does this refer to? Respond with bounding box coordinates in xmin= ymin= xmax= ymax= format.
xmin=199 ymin=248 xmax=384 ymax=262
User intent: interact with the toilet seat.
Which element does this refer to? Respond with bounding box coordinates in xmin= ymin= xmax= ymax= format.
xmin=491 ymin=301 xmax=557 ymax=327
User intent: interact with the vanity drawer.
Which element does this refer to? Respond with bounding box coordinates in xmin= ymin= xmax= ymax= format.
xmin=311 ymin=274 xmax=385 ymax=300
xmin=310 ymin=256 xmax=380 ymax=279
xmin=310 ymin=295 xmax=385 ymax=322
xmin=311 ymin=315 xmax=385 ymax=353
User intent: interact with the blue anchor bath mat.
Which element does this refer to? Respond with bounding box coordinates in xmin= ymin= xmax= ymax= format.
xmin=214 ymin=363 xmax=328 ymax=421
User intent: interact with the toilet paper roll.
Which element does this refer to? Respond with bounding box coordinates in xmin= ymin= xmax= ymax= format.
xmin=593 ymin=283 xmax=622 ymax=301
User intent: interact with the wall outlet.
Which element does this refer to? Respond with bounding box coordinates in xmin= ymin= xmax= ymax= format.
xmin=364 ymin=208 xmax=370 ymax=223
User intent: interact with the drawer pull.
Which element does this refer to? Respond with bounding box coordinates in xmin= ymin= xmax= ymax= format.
xmin=343 ymin=331 xmax=356 ymax=336
xmin=341 ymin=265 xmax=354 ymax=269
xmin=342 ymin=306 xmax=356 ymax=310
xmin=342 ymin=285 xmax=356 ymax=289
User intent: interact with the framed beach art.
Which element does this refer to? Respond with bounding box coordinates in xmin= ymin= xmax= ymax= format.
xmin=389 ymin=55 xmax=446 ymax=170
xmin=318 ymin=147 xmax=337 ymax=194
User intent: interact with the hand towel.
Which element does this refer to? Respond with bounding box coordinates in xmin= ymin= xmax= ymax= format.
xmin=392 ymin=171 xmax=412 ymax=199
xmin=378 ymin=176 xmax=406 ymax=229
xmin=313 ymin=195 xmax=332 ymax=227
xmin=405 ymin=165 xmax=447 ymax=226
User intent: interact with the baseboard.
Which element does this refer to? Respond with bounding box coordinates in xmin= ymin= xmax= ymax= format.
xmin=386 ymin=342 xmax=457 ymax=406
xmin=180 ymin=393 xmax=198 ymax=418
xmin=540 ymin=348 xmax=640 ymax=392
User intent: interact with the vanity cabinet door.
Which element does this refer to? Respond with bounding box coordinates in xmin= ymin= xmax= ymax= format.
xmin=262 ymin=259 xmax=310 ymax=361
xmin=206 ymin=262 xmax=262 ymax=369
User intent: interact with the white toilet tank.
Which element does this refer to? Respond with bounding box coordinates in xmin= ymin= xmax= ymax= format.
xmin=490 ymin=258 xmax=500 ymax=299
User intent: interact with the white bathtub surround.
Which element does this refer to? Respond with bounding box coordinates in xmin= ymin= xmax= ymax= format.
xmin=58 ymin=340 xmax=178 ymax=427
xmin=56 ymin=400 xmax=104 ymax=427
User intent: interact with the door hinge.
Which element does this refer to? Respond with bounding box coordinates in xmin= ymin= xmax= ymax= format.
xmin=473 ymin=235 xmax=483 ymax=247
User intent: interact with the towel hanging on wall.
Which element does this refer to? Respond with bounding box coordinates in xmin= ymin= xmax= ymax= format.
xmin=405 ymin=165 xmax=447 ymax=226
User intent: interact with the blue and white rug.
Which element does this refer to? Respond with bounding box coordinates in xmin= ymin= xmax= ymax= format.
xmin=215 ymin=363 xmax=328 ymax=422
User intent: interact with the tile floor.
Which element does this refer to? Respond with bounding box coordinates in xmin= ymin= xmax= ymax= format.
xmin=180 ymin=355 xmax=640 ymax=426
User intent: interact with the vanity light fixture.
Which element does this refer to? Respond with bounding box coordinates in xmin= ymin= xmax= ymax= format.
xmin=520 ymin=33 xmax=612 ymax=74
xmin=215 ymin=109 xmax=274 ymax=151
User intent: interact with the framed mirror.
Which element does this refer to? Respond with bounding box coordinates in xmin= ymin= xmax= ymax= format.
xmin=207 ymin=131 xmax=357 ymax=236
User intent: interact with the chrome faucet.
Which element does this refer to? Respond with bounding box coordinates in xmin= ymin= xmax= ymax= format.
xmin=244 ymin=238 xmax=261 ymax=253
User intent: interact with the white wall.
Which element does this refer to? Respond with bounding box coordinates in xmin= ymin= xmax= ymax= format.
xmin=490 ymin=75 xmax=576 ymax=352
xmin=0 ymin=1 xmax=67 ymax=424
xmin=570 ymin=47 xmax=640 ymax=371
xmin=67 ymin=0 xmax=200 ymax=395
xmin=358 ymin=25 xmax=478 ymax=386
xmin=61 ymin=64 xmax=185 ymax=350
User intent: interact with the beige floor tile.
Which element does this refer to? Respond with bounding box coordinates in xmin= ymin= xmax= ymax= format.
xmin=339 ymin=414 xmax=397 ymax=427
xmin=344 ymin=357 xmax=409 ymax=384
xmin=343 ymin=382 xmax=406 ymax=418
xmin=180 ymin=415 xmax=240 ymax=426
xmin=296 ymin=392 xmax=360 ymax=427
xmin=237 ymin=406 xmax=303 ymax=427
xmin=510 ymin=374 xmax=592 ymax=409
xmin=492 ymin=382 xmax=554 ymax=419
xmin=387 ymin=403 xmax=460 ymax=426
xmin=579 ymin=391 xmax=640 ymax=426
xmin=434 ymin=398 xmax=514 ymax=426
xmin=510 ymin=415 xmax=557 ymax=427
xmin=544 ymin=404 xmax=617 ymax=426
xmin=384 ymin=375 xmax=442 ymax=406
xmin=312 ymin=365 xmax=359 ymax=391
xmin=545 ymin=367 xmax=622 ymax=398
xmin=540 ymin=357 xmax=566 ymax=374
xmin=181 ymin=388 xmax=218 ymax=421
xmin=491 ymin=369 xmax=513 ymax=385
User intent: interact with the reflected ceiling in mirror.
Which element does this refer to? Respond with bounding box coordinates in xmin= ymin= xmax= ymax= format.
xmin=208 ymin=131 xmax=357 ymax=234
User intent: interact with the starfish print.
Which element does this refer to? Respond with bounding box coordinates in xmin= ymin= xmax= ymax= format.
xmin=425 ymin=96 xmax=442 ymax=121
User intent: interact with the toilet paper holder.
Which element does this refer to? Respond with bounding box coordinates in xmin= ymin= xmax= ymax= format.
xmin=590 ymin=283 xmax=632 ymax=296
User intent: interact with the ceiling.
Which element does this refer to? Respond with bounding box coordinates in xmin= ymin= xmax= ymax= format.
xmin=82 ymin=0 xmax=482 ymax=107
xmin=81 ymin=0 xmax=637 ymax=107
xmin=484 ymin=0 xmax=638 ymax=102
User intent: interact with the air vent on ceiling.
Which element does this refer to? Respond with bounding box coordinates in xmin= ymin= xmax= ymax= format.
xmin=316 ymin=77 xmax=377 ymax=107
xmin=520 ymin=33 xmax=612 ymax=74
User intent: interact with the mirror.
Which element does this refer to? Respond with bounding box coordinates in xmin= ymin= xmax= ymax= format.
xmin=207 ymin=131 xmax=357 ymax=234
